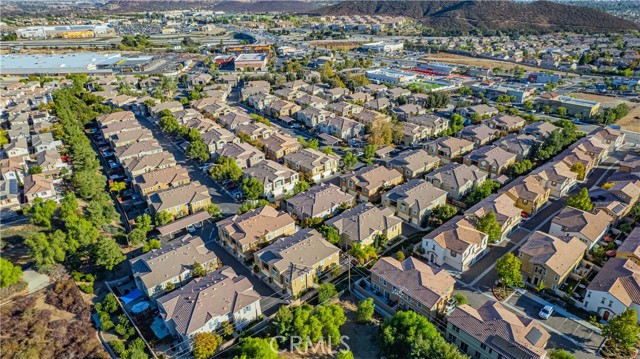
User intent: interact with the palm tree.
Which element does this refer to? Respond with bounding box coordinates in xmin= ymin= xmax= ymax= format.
xmin=349 ymin=243 xmax=378 ymax=265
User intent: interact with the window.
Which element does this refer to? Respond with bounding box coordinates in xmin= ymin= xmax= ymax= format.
xmin=480 ymin=343 xmax=487 ymax=350
xmin=609 ymin=300 xmax=613 ymax=307
xmin=601 ymin=297 xmax=606 ymax=304
xmin=498 ymin=354 xmax=503 ymax=359
xmin=554 ymin=275 xmax=559 ymax=281
xmin=460 ymin=342 xmax=468 ymax=353
xmin=452 ymin=325 xmax=460 ymax=333
xmin=587 ymin=292 xmax=591 ymax=298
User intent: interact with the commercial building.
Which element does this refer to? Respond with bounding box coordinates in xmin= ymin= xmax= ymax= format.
xmin=366 ymin=68 xmax=417 ymax=85
xmin=16 ymin=24 xmax=113 ymax=39
xmin=538 ymin=93 xmax=601 ymax=119
xmin=361 ymin=41 xmax=403 ymax=53
xmin=0 ymin=53 xmax=122 ymax=76
xmin=234 ymin=53 xmax=268 ymax=71
xmin=416 ymin=61 xmax=457 ymax=75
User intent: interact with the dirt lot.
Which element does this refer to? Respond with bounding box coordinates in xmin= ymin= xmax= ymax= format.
xmin=421 ymin=52 xmax=570 ymax=75
xmin=567 ymin=93 xmax=640 ymax=133
xmin=281 ymin=295 xmax=381 ymax=359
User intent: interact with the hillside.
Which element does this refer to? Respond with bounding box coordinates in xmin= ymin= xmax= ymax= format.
xmin=103 ymin=0 xmax=321 ymax=13
xmin=317 ymin=0 xmax=639 ymax=33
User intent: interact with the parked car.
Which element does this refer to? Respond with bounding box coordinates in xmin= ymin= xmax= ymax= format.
xmin=538 ymin=305 xmax=554 ymax=319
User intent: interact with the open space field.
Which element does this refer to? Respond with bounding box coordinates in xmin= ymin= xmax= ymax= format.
xmin=421 ymin=52 xmax=570 ymax=75
xmin=410 ymin=81 xmax=445 ymax=91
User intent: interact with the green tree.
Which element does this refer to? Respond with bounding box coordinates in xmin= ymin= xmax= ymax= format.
xmin=192 ymin=262 xmax=207 ymax=278
xmin=602 ymin=308 xmax=640 ymax=349
xmin=210 ymin=156 xmax=243 ymax=183
xmin=318 ymin=225 xmax=340 ymax=245
xmin=557 ymin=107 xmax=568 ymax=117
xmin=294 ymin=180 xmax=310 ymax=195
xmin=193 ymin=332 xmax=222 ymax=359
xmin=466 ymin=180 xmax=501 ymax=206
xmin=186 ymin=139 xmax=211 ymax=163
xmin=549 ymin=349 xmax=575 ymax=359
xmin=570 ymin=162 xmax=585 ymax=181
xmin=337 ymin=351 xmax=354 ymax=359
xmin=342 ymin=151 xmax=357 ymax=169
xmin=317 ymin=283 xmax=337 ymax=303
xmin=160 ymin=115 xmax=180 ymax=133
xmin=242 ymin=177 xmax=264 ymax=200
xmin=102 ymin=293 xmax=119 ymax=314
xmin=507 ymin=159 xmax=534 ymax=177
xmin=156 ymin=211 xmax=174 ymax=226
xmin=496 ymin=253 xmax=524 ymax=287
xmin=321 ymin=147 xmax=335 ymax=155
xmin=59 ymin=191 xmax=79 ymax=222
xmin=0 ymin=258 xmax=22 ymax=288
xmin=24 ymin=197 xmax=57 ymax=227
xmin=395 ymin=251 xmax=405 ymax=261
xmin=142 ymin=239 xmax=161 ymax=253
xmin=128 ymin=228 xmax=147 ymax=245
xmin=206 ymin=204 xmax=222 ymax=217
xmin=94 ymin=239 xmax=125 ymax=270
xmin=234 ymin=338 xmax=279 ymax=359
xmin=29 ymin=165 xmax=43 ymax=175
xmin=476 ymin=212 xmax=502 ymax=243
xmin=349 ymin=243 xmax=377 ymax=265
xmin=135 ymin=213 xmax=153 ymax=233
xmin=363 ymin=144 xmax=376 ymax=160
xmin=25 ymin=231 xmax=67 ymax=269
xmin=356 ymin=298 xmax=375 ymax=323
xmin=381 ymin=310 xmax=464 ymax=359
xmin=566 ymin=187 xmax=593 ymax=211
xmin=452 ymin=293 xmax=468 ymax=306
xmin=426 ymin=204 xmax=458 ymax=227
xmin=72 ymin=169 xmax=106 ymax=200
xmin=109 ymin=181 xmax=126 ymax=193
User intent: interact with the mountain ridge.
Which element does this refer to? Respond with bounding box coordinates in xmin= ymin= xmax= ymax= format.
xmin=316 ymin=0 xmax=639 ymax=33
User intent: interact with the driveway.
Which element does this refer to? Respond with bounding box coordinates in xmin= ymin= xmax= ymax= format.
xmin=136 ymin=115 xmax=240 ymax=216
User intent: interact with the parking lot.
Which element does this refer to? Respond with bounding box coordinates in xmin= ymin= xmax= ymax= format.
xmin=506 ymin=291 xmax=603 ymax=358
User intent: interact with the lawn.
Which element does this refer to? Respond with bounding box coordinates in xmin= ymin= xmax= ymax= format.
xmin=409 ymin=81 xmax=445 ymax=91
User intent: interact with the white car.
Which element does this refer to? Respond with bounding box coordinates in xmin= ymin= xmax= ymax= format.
xmin=538 ymin=305 xmax=554 ymax=320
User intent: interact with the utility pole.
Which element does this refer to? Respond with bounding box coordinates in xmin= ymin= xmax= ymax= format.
xmin=347 ymin=254 xmax=351 ymax=293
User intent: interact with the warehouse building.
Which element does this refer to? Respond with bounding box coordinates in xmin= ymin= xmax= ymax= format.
xmin=234 ymin=53 xmax=268 ymax=71
xmin=366 ymin=68 xmax=417 ymax=85
xmin=0 ymin=52 xmax=122 ymax=76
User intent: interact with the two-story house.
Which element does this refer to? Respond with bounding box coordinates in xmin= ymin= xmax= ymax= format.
xmin=340 ymin=165 xmax=403 ymax=202
xmin=426 ymin=162 xmax=488 ymax=200
xmin=284 ymin=183 xmax=355 ymax=221
xmin=284 ymin=148 xmax=340 ymax=182
xmin=243 ymin=160 xmax=299 ymax=200
xmin=381 ymin=179 xmax=448 ymax=226
xmin=326 ymin=202 xmax=402 ymax=249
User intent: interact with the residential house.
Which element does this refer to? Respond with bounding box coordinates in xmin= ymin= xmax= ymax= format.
xmin=326 ymin=101 xmax=363 ymax=117
xmin=465 ymin=193 xmax=523 ymax=241
xmin=0 ymin=158 xmax=25 ymax=182
xmin=548 ymin=207 xmax=612 ymax=251
xmin=134 ymin=166 xmax=191 ymax=196
xmin=254 ymin=228 xmax=340 ymax=297
xmin=201 ymin=127 xmax=239 ymax=153
xmin=297 ymin=107 xmax=332 ymax=128
xmin=23 ymin=174 xmax=57 ymax=203
xmin=382 ymin=179 xmax=448 ymax=226
xmin=426 ymin=162 xmax=488 ymax=200
xmin=364 ymin=98 xmax=391 ymax=112
xmin=392 ymin=104 xmax=426 ymax=120
xmin=485 ymin=114 xmax=526 ymax=132
xmin=284 ymin=148 xmax=340 ymax=182
xmin=0 ymin=179 xmax=20 ymax=211
xmin=130 ymin=234 xmax=218 ymax=298
xmin=400 ymin=122 xmax=429 ymax=146
xmin=388 ymin=149 xmax=440 ymax=179
xmin=295 ymin=94 xmax=328 ymax=109
xmin=326 ymin=202 xmax=402 ymax=249
xmin=351 ymin=109 xmax=390 ymax=126
xmin=35 ymin=149 xmax=68 ymax=178
xmin=147 ymin=182 xmax=212 ymax=219
xmin=340 ymin=165 xmax=404 ymax=202
xmin=463 ymin=146 xmax=517 ymax=178
xmin=531 ymin=162 xmax=578 ymax=198
xmin=243 ymin=160 xmax=299 ymax=200
xmin=458 ymin=124 xmax=497 ymax=148
xmin=149 ymin=101 xmax=183 ymax=119
xmin=457 ymin=104 xmax=499 ymax=119
xmin=322 ymin=87 xmax=350 ymax=102
xmin=266 ymin=100 xmax=301 ymax=118
xmin=420 ymin=216 xmax=488 ymax=272
xmin=369 ymin=257 xmax=455 ymax=319
xmin=217 ymin=206 xmax=296 ymax=260
xmin=424 ymin=136 xmax=475 ymax=163
xmin=123 ymin=152 xmax=177 ymax=178
xmin=216 ymin=142 xmax=265 ymax=169
xmin=523 ymin=121 xmax=559 ymax=140
xmin=583 ymin=258 xmax=640 ymax=322
xmin=447 ymin=301 xmax=550 ymax=359
xmin=115 ymin=140 xmax=163 ymax=162
xmin=616 ymin=227 xmax=640 ymax=265
xmin=501 ymin=176 xmax=550 ymax=215
xmin=100 ymin=119 xmax=142 ymax=138
xmin=31 ymin=132 xmax=62 ymax=154
xmin=109 ymin=128 xmax=154 ymax=148
xmin=406 ymin=114 xmax=449 ymax=138
xmin=219 ymin=112 xmax=252 ymax=130
xmin=247 ymin=93 xmax=277 ymax=114
xmin=318 ymin=116 xmax=365 ymax=140
xmin=519 ymin=231 xmax=586 ymax=291
xmin=235 ymin=122 xmax=275 ymax=141
xmin=4 ymin=138 xmax=30 ymax=163
xmin=157 ymin=266 xmax=261 ymax=349
xmin=284 ymin=183 xmax=355 ymax=221
xmin=593 ymin=127 xmax=625 ymax=152
xmin=261 ymin=133 xmax=301 ymax=161
xmin=574 ymin=137 xmax=609 ymax=165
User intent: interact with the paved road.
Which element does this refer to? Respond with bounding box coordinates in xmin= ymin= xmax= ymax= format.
xmin=136 ymin=115 xmax=240 ymax=216
xmin=202 ymin=224 xmax=285 ymax=317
